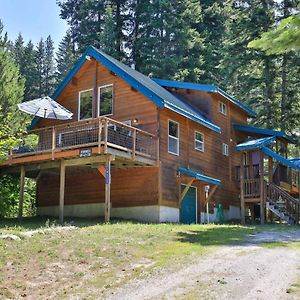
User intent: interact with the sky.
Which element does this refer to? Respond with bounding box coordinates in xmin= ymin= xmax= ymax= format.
xmin=0 ymin=0 xmax=68 ymax=49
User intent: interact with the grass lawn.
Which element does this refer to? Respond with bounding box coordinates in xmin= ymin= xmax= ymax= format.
xmin=0 ymin=217 xmax=295 ymax=299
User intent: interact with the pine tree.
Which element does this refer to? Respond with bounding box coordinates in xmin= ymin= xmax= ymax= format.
xmin=44 ymin=35 xmax=56 ymax=95
xmin=127 ymin=0 xmax=204 ymax=82
xmin=56 ymin=31 xmax=77 ymax=83
xmin=219 ymin=0 xmax=279 ymax=129
xmin=13 ymin=33 xmax=26 ymax=76
xmin=23 ymin=41 xmax=38 ymax=101
xmin=35 ymin=38 xmax=45 ymax=97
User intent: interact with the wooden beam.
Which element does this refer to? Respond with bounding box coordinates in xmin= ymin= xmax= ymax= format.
xmin=97 ymin=165 xmax=106 ymax=178
xmin=64 ymin=155 xmax=115 ymax=167
xmin=179 ymin=179 xmax=194 ymax=205
xmin=240 ymin=152 xmax=245 ymax=225
xmin=105 ymin=158 xmax=111 ymax=223
xmin=18 ymin=165 xmax=25 ymax=223
xmin=260 ymin=152 xmax=265 ymax=224
xmin=59 ymin=160 xmax=66 ymax=225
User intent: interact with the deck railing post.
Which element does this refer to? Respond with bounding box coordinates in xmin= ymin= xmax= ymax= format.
xmin=132 ymin=129 xmax=136 ymax=160
xmin=104 ymin=120 xmax=108 ymax=154
xmin=51 ymin=126 xmax=56 ymax=160
xmin=98 ymin=119 xmax=102 ymax=154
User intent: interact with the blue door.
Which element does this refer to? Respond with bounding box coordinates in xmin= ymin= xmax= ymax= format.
xmin=180 ymin=185 xmax=197 ymax=224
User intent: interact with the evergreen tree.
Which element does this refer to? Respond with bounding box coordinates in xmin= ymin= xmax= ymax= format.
xmin=56 ymin=30 xmax=77 ymax=83
xmin=35 ymin=38 xmax=45 ymax=97
xmin=13 ymin=33 xmax=26 ymax=76
xmin=128 ymin=0 xmax=204 ymax=82
xmin=23 ymin=41 xmax=38 ymax=101
xmin=44 ymin=35 xmax=56 ymax=95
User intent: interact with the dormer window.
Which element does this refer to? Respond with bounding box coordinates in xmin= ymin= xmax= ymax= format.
xmin=98 ymin=84 xmax=113 ymax=116
xmin=219 ymin=101 xmax=227 ymax=115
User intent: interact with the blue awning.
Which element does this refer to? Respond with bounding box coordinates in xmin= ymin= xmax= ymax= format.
xmin=178 ymin=167 xmax=221 ymax=185
xmin=236 ymin=136 xmax=276 ymax=151
xmin=233 ymin=124 xmax=296 ymax=144
xmin=262 ymin=147 xmax=300 ymax=172
xmin=289 ymin=158 xmax=300 ymax=169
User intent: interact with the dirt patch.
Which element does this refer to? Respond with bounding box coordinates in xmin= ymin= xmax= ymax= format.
xmin=106 ymin=230 xmax=300 ymax=300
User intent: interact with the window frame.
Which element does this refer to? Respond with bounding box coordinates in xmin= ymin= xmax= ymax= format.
xmin=222 ymin=142 xmax=229 ymax=156
xmin=168 ymin=119 xmax=180 ymax=156
xmin=194 ymin=131 xmax=204 ymax=152
xmin=219 ymin=101 xmax=227 ymax=115
xmin=78 ymin=88 xmax=93 ymax=121
xmin=98 ymin=84 xmax=114 ymax=117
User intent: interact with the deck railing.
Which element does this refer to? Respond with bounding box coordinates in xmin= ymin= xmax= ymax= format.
xmin=244 ymin=178 xmax=260 ymax=198
xmin=11 ymin=117 xmax=158 ymax=162
xmin=235 ymin=164 xmax=260 ymax=182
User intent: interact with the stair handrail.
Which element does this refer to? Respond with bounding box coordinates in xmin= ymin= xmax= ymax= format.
xmin=267 ymin=182 xmax=299 ymax=205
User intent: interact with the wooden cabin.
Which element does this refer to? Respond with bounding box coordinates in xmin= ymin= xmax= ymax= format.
xmin=1 ymin=46 xmax=299 ymax=224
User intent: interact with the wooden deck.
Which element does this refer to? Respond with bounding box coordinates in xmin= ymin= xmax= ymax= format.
xmin=0 ymin=117 xmax=158 ymax=224
xmin=1 ymin=116 xmax=158 ymax=174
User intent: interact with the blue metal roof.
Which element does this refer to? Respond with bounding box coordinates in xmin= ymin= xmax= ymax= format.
xmin=262 ymin=147 xmax=300 ymax=172
xmin=236 ymin=137 xmax=300 ymax=171
xmin=153 ymin=78 xmax=257 ymax=118
xmin=29 ymin=46 xmax=220 ymax=133
xmin=236 ymin=137 xmax=276 ymax=151
xmin=178 ymin=167 xmax=221 ymax=185
xmin=289 ymin=158 xmax=300 ymax=169
xmin=233 ymin=124 xmax=296 ymax=144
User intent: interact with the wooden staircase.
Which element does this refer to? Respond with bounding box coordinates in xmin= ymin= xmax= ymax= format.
xmin=265 ymin=182 xmax=300 ymax=225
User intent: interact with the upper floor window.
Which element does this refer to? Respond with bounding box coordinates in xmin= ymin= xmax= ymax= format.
xmin=195 ymin=131 xmax=204 ymax=152
xmin=98 ymin=84 xmax=113 ymax=116
xmin=219 ymin=101 xmax=227 ymax=115
xmin=222 ymin=143 xmax=229 ymax=156
xmin=168 ymin=120 xmax=179 ymax=155
xmin=78 ymin=89 xmax=93 ymax=120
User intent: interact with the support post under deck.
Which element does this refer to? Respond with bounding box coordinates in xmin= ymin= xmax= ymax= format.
xmin=260 ymin=152 xmax=265 ymax=224
xmin=59 ymin=160 xmax=66 ymax=225
xmin=240 ymin=152 xmax=245 ymax=225
xmin=105 ymin=158 xmax=111 ymax=223
xmin=18 ymin=165 xmax=25 ymax=223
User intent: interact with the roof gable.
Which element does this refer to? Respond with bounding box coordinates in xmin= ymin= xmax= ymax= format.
xmin=29 ymin=46 xmax=220 ymax=133
xmin=153 ymin=78 xmax=257 ymax=118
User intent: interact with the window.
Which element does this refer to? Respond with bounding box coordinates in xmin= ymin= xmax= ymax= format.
xmin=168 ymin=120 xmax=179 ymax=155
xmin=222 ymin=143 xmax=229 ymax=156
xmin=78 ymin=89 xmax=93 ymax=120
xmin=219 ymin=101 xmax=227 ymax=115
xmin=195 ymin=131 xmax=204 ymax=152
xmin=98 ymin=84 xmax=113 ymax=116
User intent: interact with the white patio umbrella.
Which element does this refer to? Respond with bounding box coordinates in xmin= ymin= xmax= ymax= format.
xmin=17 ymin=96 xmax=73 ymax=120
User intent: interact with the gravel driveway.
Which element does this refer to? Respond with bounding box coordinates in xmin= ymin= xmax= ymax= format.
xmin=107 ymin=230 xmax=300 ymax=300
